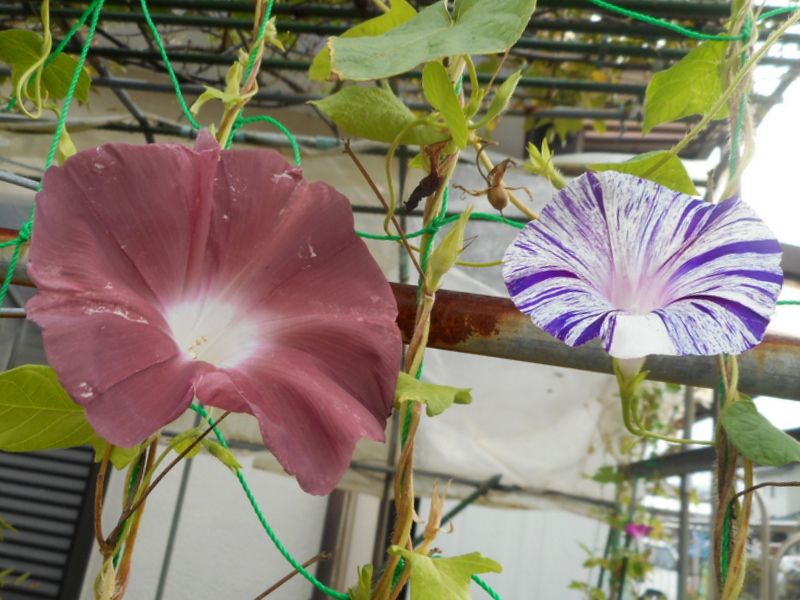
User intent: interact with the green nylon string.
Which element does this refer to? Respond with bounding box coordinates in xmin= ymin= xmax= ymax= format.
xmin=356 ymin=211 xmax=523 ymax=242
xmin=223 ymin=0 xmax=276 ymax=149
xmin=589 ymin=0 xmax=798 ymax=40
xmin=472 ymin=575 xmax=502 ymax=600
xmin=190 ymin=404 xmax=349 ymax=600
xmin=48 ymin=1 xmax=100 ymax=63
xmin=242 ymin=0 xmax=275 ymax=85
xmin=587 ymin=0 xmax=745 ymax=41
xmin=140 ymin=0 xmax=301 ymax=163
xmin=0 ymin=0 xmax=104 ymax=308
xmin=139 ymin=0 xmax=200 ymax=128
xmin=230 ymin=115 xmax=301 ymax=166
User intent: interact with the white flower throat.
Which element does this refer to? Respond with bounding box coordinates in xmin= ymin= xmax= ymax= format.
xmin=165 ymin=297 xmax=262 ymax=368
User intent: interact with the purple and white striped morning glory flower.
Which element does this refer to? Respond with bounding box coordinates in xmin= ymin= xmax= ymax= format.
xmin=503 ymin=171 xmax=782 ymax=360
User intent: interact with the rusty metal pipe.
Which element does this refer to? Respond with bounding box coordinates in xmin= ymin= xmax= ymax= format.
xmin=394 ymin=284 xmax=800 ymax=401
xmin=3 ymin=226 xmax=799 ymax=399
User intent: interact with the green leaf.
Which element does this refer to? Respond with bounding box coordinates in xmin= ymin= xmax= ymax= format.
xmin=0 ymin=30 xmax=90 ymax=103
xmin=201 ymin=439 xmax=242 ymax=472
xmin=422 ymin=61 xmax=468 ymax=148
xmin=463 ymin=57 xmax=484 ymax=119
xmin=310 ymin=86 xmax=445 ymax=145
xmin=169 ymin=427 xmax=206 ymax=459
xmin=589 ymin=151 xmax=699 ymax=195
xmin=388 ymin=547 xmax=502 ymax=600
xmin=347 ymin=564 xmax=373 ymax=600
xmin=591 ymin=465 xmax=626 ymax=484
xmin=643 ymin=41 xmax=729 ymax=133
xmin=43 ymin=53 xmax=90 ymax=103
xmin=190 ymin=59 xmax=244 ymax=115
xmin=427 ymin=208 xmax=472 ymax=291
xmin=56 ymin=126 xmax=77 ymax=165
xmin=0 ymin=365 xmax=106 ymax=452
xmin=327 ymin=0 xmax=538 ymax=81
xmin=551 ymin=118 xmax=584 ymax=144
xmin=108 ymin=445 xmax=141 ymax=470
xmin=721 ymin=398 xmax=800 ymax=467
xmin=310 ymin=0 xmax=416 ymax=81
xmin=395 ymin=372 xmax=472 ymax=417
xmin=0 ymin=365 xmax=137 ymax=469
xmin=473 ymin=70 xmax=522 ymax=129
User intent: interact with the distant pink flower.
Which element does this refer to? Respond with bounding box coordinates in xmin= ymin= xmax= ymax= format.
xmin=27 ymin=132 xmax=402 ymax=495
xmin=624 ymin=523 xmax=652 ymax=539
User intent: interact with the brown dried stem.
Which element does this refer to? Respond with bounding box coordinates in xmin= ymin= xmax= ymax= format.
xmin=343 ymin=140 xmax=426 ymax=282
xmin=105 ymin=412 xmax=231 ymax=547
xmin=254 ymin=552 xmax=331 ymax=599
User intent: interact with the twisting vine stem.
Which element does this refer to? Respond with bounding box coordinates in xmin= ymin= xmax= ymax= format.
xmin=643 ymin=7 xmax=800 ymax=180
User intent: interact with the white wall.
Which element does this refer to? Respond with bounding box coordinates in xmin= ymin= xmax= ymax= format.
xmin=416 ymin=497 xmax=609 ymax=599
xmin=80 ymin=450 xmax=329 ymax=600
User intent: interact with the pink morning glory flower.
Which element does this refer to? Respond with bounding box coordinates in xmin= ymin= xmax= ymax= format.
xmin=27 ymin=132 xmax=402 ymax=495
xmin=624 ymin=522 xmax=652 ymax=539
xmin=503 ymin=171 xmax=782 ymax=359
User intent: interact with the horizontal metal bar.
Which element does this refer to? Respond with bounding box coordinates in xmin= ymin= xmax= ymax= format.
xmin=13 ymin=73 xmax=638 ymax=119
xmin=12 ymin=5 xmax=797 ymax=45
xmin=391 ymin=284 xmax=800 ymax=401
xmin=36 ymin=41 xmax=649 ymax=95
xmin=52 ymin=0 xmax=768 ymax=19
xmin=10 ymin=253 xmax=798 ymax=398
xmin=527 ymin=18 xmax=800 ymax=43
xmin=627 ymin=427 xmax=800 ymax=478
xmin=0 ymin=169 xmax=39 ymax=191
xmin=58 ymin=35 xmax=800 ymax=71
xmin=514 ymin=37 xmax=800 ymax=67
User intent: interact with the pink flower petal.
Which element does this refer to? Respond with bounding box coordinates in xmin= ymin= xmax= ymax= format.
xmin=197 ymin=347 xmax=389 ymax=495
xmin=87 ymin=357 xmax=206 ymax=447
xmin=28 ymin=135 xmax=402 ymax=494
xmin=31 ymin=140 xmax=220 ymax=309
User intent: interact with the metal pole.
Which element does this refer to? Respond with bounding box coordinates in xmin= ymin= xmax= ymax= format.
xmin=770 ymin=531 xmax=800 ymax=600
xmin=753 ymin=490 xmax=771 ymax=600
xmin=677 ymin=386 xmax=696 ymax=600
xmin=154 ymin=412 xmax=202 ymax=600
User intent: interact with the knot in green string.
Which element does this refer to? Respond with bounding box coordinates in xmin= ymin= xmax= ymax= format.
xmin=18 ymin=221 xmax=33 ymax=243
xmin=740 ymin=16 xmax=753 ymax=43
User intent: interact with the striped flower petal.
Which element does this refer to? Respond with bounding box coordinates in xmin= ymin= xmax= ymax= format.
xmin=503 ymin=171 xmax=782 ymax=359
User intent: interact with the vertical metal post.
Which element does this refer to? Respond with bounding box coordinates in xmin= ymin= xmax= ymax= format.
xmin=770 ymin=531 xmax=800 ymax=600
xmin=312 ymin=490 xmax=351 ymax=600
xmin=154 ymin=412 xmax=202 ymax=600
xmin=3 ymin=289 xmax=27 ymax=370
xmin=709 ymin=386 xmax=722 ymax=600
xmin=678 ymin=386 xmax=695 ymax=600
xmin=753 ymin=491 xmax=770 ymax=600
